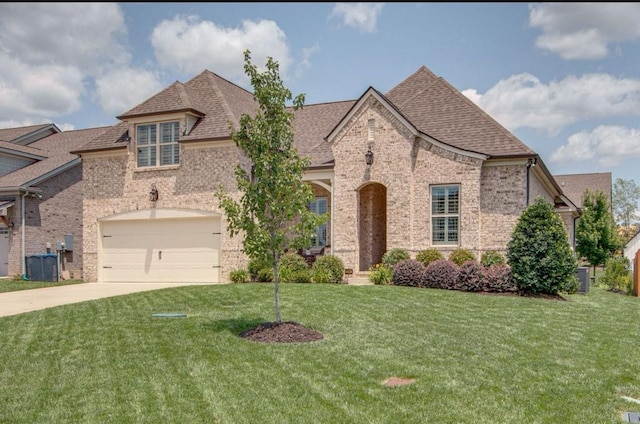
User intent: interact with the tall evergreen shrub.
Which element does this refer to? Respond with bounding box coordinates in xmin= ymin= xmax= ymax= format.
xmin=506 ymin=197 xmax=577 ymax=295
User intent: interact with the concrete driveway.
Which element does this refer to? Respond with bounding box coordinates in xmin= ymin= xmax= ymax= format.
xmin=0 ymin=282 xmax=216 ymax=317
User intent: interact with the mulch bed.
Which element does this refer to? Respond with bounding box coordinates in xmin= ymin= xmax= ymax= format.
xmin=240 ymin=321 xmax=324 ymax=343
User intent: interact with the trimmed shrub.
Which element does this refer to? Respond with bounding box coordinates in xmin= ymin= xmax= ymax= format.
xmin=448 ymin=248 xmax=476 ymax=266
xmin=422 ymin=259 xmax=460 ymax=290
xmin=457 ymin=260 xmax=485 ymax=292
xmin=369 ymin=264 xmax=393 ymax=285
xmin=248 ymin=257 xmax=271 ymax=282
xmin=416 ymin=248 xmax=444 ymax=267
xmin=257 ymin=267 xmax=274 ymax=282
xmin=483 ymin=264 xmax=517 ymax=292
xmin=382 ymin=248 xmax=410 ymax=268
xmin=311 ymin=254 xmax=345 ymax=284
xmin=597 ymin=256 xmax=632 ymax=293
xmin=229 ymin=269 xmax=250 ymax=284
xmin=278 ymin=252 xmax=310 ymax=284
xmin=507 ymin=197 xmax=577 ymax=295
xmin=392 ymin=259 xmax=425 ymax=287
xmin=480 ymin=250 xmax=505 ymax=267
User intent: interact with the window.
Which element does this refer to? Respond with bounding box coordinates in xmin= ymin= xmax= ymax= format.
xmin=137 ymin=121 xmax=180 ymax=167
xmin=309 ymin=197 xmax=327 ymax=247
xmin=431 ymin=185 xmax=459 ymax=245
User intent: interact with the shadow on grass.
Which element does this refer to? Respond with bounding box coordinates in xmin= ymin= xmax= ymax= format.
xmin=202 ymin=317 xmax=267 ymax=336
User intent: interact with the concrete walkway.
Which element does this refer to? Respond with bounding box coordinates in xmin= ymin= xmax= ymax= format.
xmin=0 ymin=282 xmax=216 ymax=317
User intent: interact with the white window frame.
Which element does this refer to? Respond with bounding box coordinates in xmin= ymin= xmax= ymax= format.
xmin=136 ymin=121 xmax=180 ymax=168
xmin=431 ymin=185 xmax=460 ymax=245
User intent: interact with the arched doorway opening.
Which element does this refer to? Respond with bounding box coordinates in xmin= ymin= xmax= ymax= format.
xmin=358 ymin=183 xmax=387 ymax=271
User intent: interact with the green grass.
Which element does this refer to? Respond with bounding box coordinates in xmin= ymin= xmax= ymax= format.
xmin=0 ymin=278 xmax=84 ymax=293
xmin=1 ymin=283 xmax=639 ymax=423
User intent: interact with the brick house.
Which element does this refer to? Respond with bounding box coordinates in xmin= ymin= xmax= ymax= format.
xmin=72 ymin=66 xmax=580 ymax=283
xmin=0 ymin=124 xmax=108 ymax=279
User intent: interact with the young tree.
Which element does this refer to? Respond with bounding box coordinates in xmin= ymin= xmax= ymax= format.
xmin=575 ymin=189 xmax=621 ymax=276
xmin=613 ymin=177 xmax=640 ymax=227
xmin=216 ymin=50 xmax=326 ymax=323
xmin=507 ymin=197 xmax=577 ymax=295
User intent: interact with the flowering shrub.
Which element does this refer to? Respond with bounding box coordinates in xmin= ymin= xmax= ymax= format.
xmin=369 ymin=263 xmax=393 ymax=285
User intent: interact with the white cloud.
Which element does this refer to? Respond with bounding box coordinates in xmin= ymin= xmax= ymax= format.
xmin=330 ymin=3 xmax=384 ymax=33
xmin=150 ymin=16 xmax=293 ymax=82
xmin=0 ymin=55 xmax=85 ymax=119
xmin=551 ymin=125 xmax=640 ymax=166
xmin=0 ymin=3 xmax=129 ymax=71
xmin=95 ymin=68 xmax=164 ymax=117
xmin=529 ymin=3 xmax=640 ymax=60
xmin=0 ymin=3 xmax=130 ymax=124
xmin=463 ymin=73 xmax=640 ymax=135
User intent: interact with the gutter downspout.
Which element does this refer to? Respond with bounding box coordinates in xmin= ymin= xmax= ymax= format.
xmin=526 ymin=157 xmax=537 ymax=206
xmin=21 ymin=191 xmax=27 ymax=277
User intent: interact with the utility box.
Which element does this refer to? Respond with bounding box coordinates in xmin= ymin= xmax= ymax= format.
xmin=64 ymin=234 xmax=74 ymax=251
xmin=26 ymin=254 xmax=58 ymax=282
xmin=576 ymin=267 xmax=589 ymax=294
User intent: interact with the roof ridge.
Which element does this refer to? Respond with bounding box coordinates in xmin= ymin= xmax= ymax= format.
xmin=204 ymin=72 xmax=237 ymax=125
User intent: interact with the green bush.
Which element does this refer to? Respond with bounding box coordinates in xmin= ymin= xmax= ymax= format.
xmin=392 ymin=259 xmax=425 ymax=287
xmin=382 ymin=248 xmax=410 ymax=268
xmin=229 ymin=269 xmax=250 ymax=284
xmin=416 ymin=248 xmax=444 ymax=267
xmin=278 ymin=252 xmax=310 ymax=284
xmin=597 ymin=256 xmax=632 ymax=293
xmin=480 ymin=250 xmax=505 ymax=267
xmin=248 ymin=257 xmax=271 ymax=282
xmin=507 ymin=197 xmax=577 ymax=295
xmin=256 ymin=267 xmax=274 ymax=282
xmin=368 ymin=264 xmax=393 ymax=285
xmin=448 ymin=248 xmax=476 ymax=266
xmin=311 ymin=254 xmax=345 ymax=284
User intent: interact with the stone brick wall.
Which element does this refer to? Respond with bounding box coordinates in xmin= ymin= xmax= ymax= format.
xmin=7 ymin=165 xmax=83 ymax=278
xmin=82 ymin=142 xmax=248 ymax=283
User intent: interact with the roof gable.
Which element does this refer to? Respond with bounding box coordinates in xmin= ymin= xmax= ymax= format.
xmin=385 ymin=66 xmax=534 ymax=158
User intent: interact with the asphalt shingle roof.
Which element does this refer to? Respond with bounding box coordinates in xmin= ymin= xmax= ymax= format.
xmin=74 ymin=65 xmax=538 ymax=162
xmin=553 ymin=172 xmax=612 ymax=209
xmin=0 ymin=126 xmax=109 ymax=187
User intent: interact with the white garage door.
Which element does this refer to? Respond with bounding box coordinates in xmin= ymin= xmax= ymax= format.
xmin=100 ymin=216 xmax=220 ymax=283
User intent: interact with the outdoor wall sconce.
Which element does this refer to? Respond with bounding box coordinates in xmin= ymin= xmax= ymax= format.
xmin=149 ymin=183 xmax=159 ymax=202
xmin=365 ymin=147 xmax=374 ymax=166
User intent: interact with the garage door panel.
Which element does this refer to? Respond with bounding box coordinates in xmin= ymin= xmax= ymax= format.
xmin=100 ymin=216 xmax=220 ymax=283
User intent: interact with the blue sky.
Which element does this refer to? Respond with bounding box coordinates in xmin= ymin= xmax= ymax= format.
xmin=1 ymin=3 xmax=640 ymax=184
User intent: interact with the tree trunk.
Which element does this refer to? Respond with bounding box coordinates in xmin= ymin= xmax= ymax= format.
xmin=273 ymin=251 xmax=281 ymax=323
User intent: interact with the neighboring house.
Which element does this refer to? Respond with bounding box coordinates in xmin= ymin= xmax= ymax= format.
xmin=0 ymin=124 xmax=109 ymax=279
xmin=624 ymin=230 xmax=640 ymax=268
xmin=72 ymin=66 xmax=581 ymax=284
xmin=553 ymin=172 xmax=613 ymax=248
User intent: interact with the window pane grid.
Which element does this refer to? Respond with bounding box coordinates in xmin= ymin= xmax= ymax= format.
xmin=431 ymin=186 xmax=459 ymax=245
xmin=137 ymin=121 xmax=179 ymax=167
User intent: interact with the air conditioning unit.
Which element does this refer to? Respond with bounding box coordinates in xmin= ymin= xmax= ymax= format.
xmin=576 ymin=267 xmax=589 ymax=294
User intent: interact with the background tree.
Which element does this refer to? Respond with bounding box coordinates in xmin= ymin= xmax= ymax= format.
xmin=575 ymin=189 xmax=621 ymax=277
xmin=612 ymin=177 xmax=640 ymax=243
xmin=217 ymin=50 xmax=326 ymax=323
xmin=507 ymin=197 xmax=577 ymax=295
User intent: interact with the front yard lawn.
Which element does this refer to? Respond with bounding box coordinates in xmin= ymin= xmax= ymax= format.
xmin=1 ymin=283 xmax=639 ymax=423
xmin=0 ymin=277 xmax=84 ymax=293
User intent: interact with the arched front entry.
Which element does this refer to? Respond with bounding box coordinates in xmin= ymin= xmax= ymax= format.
xmin=358 ymin=183 xmax=387 ymax=271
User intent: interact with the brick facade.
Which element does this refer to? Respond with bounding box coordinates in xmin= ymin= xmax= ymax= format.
xmin=7 ymin=165 xmax=83 ymax=278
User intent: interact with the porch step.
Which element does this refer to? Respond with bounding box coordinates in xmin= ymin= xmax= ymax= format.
xmin=346 ymin=272 xmax=373 ymax=285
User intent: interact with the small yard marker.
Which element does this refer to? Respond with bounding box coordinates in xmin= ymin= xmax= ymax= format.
xmin=622 ymin=411 xmax=640 ymax=423
xmin=152 ymin=313 xmax=187 ymax=318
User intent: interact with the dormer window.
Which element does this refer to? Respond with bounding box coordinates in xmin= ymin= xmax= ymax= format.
xmin=136 ymin=121 xmax=180 ymax=168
